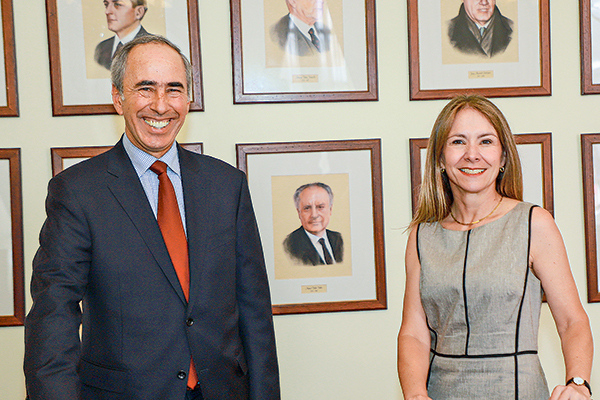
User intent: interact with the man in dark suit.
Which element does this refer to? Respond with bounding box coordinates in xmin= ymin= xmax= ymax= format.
xmin=95 ymin=0 xmax=150 ymax=70
xmin=448 ymin=0 xmax=513 ymax=57
xmin=283 ymin=182 xmax=343 ymax=266
xmin=24 ymin=35 xmax=280 ymax=400
xmin=270 ymin=0 xmax=331 ymax=56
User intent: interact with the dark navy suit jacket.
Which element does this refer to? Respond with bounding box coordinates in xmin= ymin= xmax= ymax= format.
xmin=24 ymin=139 xmax=280 ymax=400
xmin=283 ymin=227 xmax=343 ymax=266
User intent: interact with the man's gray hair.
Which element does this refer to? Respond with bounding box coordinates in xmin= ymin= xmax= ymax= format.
xmin=293 ymin=182 xmax=334 ymax=210
xmin=111 ymin=35 xmax=193 ymax=99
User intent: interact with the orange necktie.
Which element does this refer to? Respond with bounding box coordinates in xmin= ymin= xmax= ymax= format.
xmin=149 ymin=161 xmax=198 ymax=389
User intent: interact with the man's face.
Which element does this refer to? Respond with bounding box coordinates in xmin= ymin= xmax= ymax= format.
xmin=103 ymin=0 xmax=144 ymax=38
xmin=290 ymin=0 xmax=324 ymax=26
xmin=296 ymin=186 xmax=332 ymax=237
xmin=463 ymin=0 xmax=496 ymax=26
xmin=112 ymin=43 xmax=190 ymax=159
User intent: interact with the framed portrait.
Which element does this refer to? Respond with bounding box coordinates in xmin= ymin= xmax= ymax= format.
xmin=409 ymin=133 xmax=554 ymax=215
xmin=51 ymin=142 xmax=204 ymax=176
xmin=581 ymin=134 xmax=600 ymax=302
xmin=230 ymin=0 xmax=378 ymax=103
xmin=580 ymin=0 xmax=600 ymax=94
xmin=46 ymin=0 xmax=203 ymax=116
xmin=407 ymin=0 xmax=551 ymax=100
xmin=236 ymin=139 xmax=386 ymax=314
xmin=0 ymin=149 xmax=24 ymax=326
xmin=0 ymin=0 xmax=18 ymax=117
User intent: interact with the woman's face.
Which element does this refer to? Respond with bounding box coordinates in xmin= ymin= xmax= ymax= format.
xmin=441 ymin=107 xmax=505 ymax=196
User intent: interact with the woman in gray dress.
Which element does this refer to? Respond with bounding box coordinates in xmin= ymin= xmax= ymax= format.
xmin=397 ymin=95 xmax=593 ymax=400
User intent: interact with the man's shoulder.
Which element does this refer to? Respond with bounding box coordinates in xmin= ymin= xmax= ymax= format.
xmin=326 ymin=229 xmax=342 ymax=239
xmin=283 ymin=227 xmax=308 ymax=246
xmin=270 ymin=14 xmax=295 ymax=44
xmin=284 ymin=227 xmax=305 ymax=241
xmin=448 ymin=7 xmax=468 ymax=31
xmin=178 ymin=147 xmax=244 ymax=180
xmin=494 ymin=7 xmax=514 ymax=31
xmin=51 ymin=144 xmax=121 ymax=188
xmin=136 ymin=25 xmax=150 ymax=38
xmin=272 ymin=14 xmax=292 ymax=33
xmin=95 ymin=36 xmax=114 ymax=52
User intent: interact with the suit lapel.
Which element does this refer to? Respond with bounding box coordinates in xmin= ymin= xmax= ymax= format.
xmin=178 ymin=147 xmax=211 ymax=311
xmin=105 ymin=141 xmax=188 ymax=305
xmin=300 ymin=229 xmax=323 ymax=265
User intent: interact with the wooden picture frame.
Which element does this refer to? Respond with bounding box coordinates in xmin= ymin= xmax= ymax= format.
xmin=407 ymin=0 xmax=551 ymax=100
xmin=45 ymin=0 xmax=203 ymax=116
xmin=581 ymin=133 xmax=600 ymax=302
xmin=0 ymin=148 xmax=24 ymax=326
xmin=230 ymin=0 xmax=378 ymax=103
xmin=0 ymin=0 xmax=18 ymax=117
xmin=237 ymin=139 xmax=386 ymax=314
xmin=580 ymin=0 xmax=600 ymax=94
xmin=51 ymin=143 xmax=204 ymax=176
xmin=409 ymin=133 xmax=554 ymax=215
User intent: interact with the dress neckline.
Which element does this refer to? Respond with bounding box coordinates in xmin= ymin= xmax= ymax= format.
xmin=438 ymin=201 xmax=526 ymax=232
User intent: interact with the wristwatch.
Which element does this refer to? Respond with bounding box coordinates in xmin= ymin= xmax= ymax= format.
xmin=566 ymin=377 xmax=592 ymax=395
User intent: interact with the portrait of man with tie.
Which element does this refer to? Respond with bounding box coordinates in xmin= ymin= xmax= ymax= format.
xmin=283 ymin=182 xmax=344 ymax=266
xmin=269 ymin=0 xmax=333 ymax=56
xmin=447 ymin=0 xmax=514 ymax=58
xmin=94 ymin=0 xmax=152 ymax=70
xmin=24 ymin=35 xmax=280 ymax=400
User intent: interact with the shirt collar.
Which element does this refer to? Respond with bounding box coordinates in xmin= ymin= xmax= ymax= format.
xmin=290 ymin=14 xmax=316 ymax=39
xmin=112 ymin=24 xmax=142 ymax=54
xmin=122 ymin=133 xmax=181 ymax=178
xmin=304 ymin=229 xmax=328 ymax=244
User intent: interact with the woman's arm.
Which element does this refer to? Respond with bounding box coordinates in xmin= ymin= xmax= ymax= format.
xmin=397 ymin=228 xmax=433 ymax=400
xmin=529 ymin=207 xmax=593 ymax=400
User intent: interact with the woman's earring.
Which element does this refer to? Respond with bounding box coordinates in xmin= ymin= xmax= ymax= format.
xmin=499 ymin=166 xmax=505 ymax=173
xmin=441 ymin=168 xmax=446 ymax=174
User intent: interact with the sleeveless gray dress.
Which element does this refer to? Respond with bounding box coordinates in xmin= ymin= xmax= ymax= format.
xmin=417 ymin=202 xmax=549 ymax=399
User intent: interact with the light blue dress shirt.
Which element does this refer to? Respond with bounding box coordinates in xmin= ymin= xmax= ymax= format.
xmin=122 ymin=134 xmax=187 ymax=234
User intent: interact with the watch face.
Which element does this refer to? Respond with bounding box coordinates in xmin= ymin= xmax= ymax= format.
xmin=574 ymin=377 xmax=585 ymax=385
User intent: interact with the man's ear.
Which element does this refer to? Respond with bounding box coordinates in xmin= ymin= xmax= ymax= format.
xmin=112 ymin=85 xmax=124 ymax=115
xmin=134 ymin=6 xmax=145 ymax=20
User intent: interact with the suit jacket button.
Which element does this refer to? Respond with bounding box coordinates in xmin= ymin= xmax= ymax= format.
xmin=186 ymin=318 xmax=194 ymax=326
xmin=177 ymin=370 xmax=187 ymax=380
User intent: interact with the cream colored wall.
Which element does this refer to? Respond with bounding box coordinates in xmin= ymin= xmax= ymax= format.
xmin=1 ymin=1 xmax=598 ymax=399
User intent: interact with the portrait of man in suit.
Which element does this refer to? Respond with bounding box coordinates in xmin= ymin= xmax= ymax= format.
xmin=24 ymin=35 xmax=280 ymax=400
xmin=283 ymin=182 xmax=344 ymax=266
xmin=447 ymin=0 xmax=514 ymax=57
xmin=270 ymin=0 xmax=333 ymax=56
xmin=94 ymin=0 xmax=151 ymax=70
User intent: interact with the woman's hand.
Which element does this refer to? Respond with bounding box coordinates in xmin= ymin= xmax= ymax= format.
xmin=549 ymin=384 xmax=592 ymax=400
xmin=405 ymin=396 xmax=433 ymax=400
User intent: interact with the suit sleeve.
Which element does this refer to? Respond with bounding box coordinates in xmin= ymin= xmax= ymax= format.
xmin=24 ymin=175 xmax=92 ymax=400
xmin=234 ymin=174 xmax=281 ymax=399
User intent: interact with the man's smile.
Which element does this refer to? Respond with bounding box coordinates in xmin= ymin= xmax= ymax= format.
xmin=144 ymin=118 xmax=170 ymax=129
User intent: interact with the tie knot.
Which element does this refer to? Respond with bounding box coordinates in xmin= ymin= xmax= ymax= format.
xmin=150 ymin=160 xmax=168 ymax=176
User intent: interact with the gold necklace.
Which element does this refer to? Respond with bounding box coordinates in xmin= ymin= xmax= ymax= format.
xmin=450 ymin=196 xmax=503 ymax=226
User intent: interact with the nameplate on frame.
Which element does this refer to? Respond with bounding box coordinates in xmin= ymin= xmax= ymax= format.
xmin=468 ymin=70 xmax=494 ymax=79
xmin=301 ymin=285 xmax=327 ymax=294
xmin=293 ymin=74 xmax=319 ymax=83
